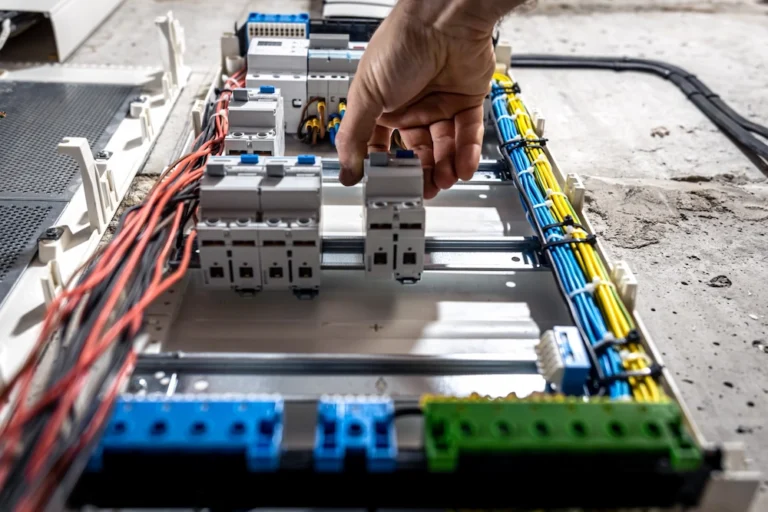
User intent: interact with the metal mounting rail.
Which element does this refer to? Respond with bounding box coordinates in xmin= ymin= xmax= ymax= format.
xmin=134 ymin=352 xmax=539 ymax=375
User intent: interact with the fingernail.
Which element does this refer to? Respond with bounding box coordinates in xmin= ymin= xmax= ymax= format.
xmin=339 ymin=166 xmax=355 ymax=186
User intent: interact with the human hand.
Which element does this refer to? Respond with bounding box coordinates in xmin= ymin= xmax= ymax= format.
xmin=335 ymin=0 xmax=522 ymax=198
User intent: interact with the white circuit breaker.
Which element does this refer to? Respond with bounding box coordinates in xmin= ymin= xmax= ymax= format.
xmin=363 ymin=151 xmax=426 ymax=283
xmin=225 ymin=87 xmax=285 ymax=157
xmin=197 ymin=155 xmax=323 ymax=296
xmin=244 ymin=35 xmax=367 ymax=132
xmin=246 ymin=73 xmax=306 ymax=132
xmin=246 ymin=37 xmax=309 ymax=132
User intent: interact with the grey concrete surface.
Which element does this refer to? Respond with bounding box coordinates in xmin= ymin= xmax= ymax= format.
xmin=60 ymin=0 xmax=768 ymax=507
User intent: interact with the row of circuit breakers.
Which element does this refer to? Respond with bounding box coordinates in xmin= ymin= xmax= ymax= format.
xmin=224 ymin=29 xmax=368 ymax=157
xmin=198 ymin=151 xmax=425 ymax=295
xmin=202 ymin=16 xmax=425 ymax=295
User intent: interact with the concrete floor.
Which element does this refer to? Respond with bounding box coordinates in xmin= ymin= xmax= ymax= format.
xmin=63 ymin=0 xmax=768 ymax=507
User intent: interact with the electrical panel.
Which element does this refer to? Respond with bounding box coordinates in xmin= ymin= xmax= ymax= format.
xmin=363 ymin=151 xmax=426 ymax=283
xmin=197 ymin=155 xmax=322 ymax=296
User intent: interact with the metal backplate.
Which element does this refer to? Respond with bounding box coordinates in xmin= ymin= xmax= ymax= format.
xmin=0 ymin=200 xmax=62 ymax=303
xmin=0 ymin=81 xmax=137 ymax=201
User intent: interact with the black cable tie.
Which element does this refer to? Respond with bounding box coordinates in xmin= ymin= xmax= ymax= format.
xmin=593 ymin=330 xmax=641 ymax=353
xmin=500 ymin=137 xmax=548 ymax=151
xmin=598 ymin=363 xmax=664 ymax=385
xmin=541 ymin=215 xmax=586 ymax=233
xmin=542 ymin=233 xmax=597 ymax=251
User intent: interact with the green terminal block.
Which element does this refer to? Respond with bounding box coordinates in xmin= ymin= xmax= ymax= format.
xmin=422 ymin=395 xmax=703 ymax=472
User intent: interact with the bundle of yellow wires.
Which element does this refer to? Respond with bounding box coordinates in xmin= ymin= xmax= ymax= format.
xmin=493 ymin=73 xmax=663 ymax=403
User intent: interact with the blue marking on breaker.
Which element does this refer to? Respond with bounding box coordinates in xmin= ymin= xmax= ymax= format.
xmin=555 ymin=326 xmax=591 ymax=395
xmin=314 ymin=397 xmax=397 ymax=473
xmin=259 ymin=85 xmax=276 ymax=94
xmin=240 ymin=154 xmax=260 ymax=164
xmin=88 ymin=396 xmax=283 ymax=472
xmin=297 ymin=154 xmax=316 ymax=165
xmin=395 ymin=149 xmax=415 ymax=159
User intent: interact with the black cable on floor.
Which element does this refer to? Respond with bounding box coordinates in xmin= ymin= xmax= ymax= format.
xmin=509 ymin=54 xmax=768 ymax=173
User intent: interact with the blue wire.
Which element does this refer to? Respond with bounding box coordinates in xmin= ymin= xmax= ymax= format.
xmin=491 ymin=83 xmax=629 ymax=399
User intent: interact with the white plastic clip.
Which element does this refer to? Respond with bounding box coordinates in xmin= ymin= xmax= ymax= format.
xmin=532 ymin=199 xmax=553 ymax=209
xmin=532 ymin=107 xmax=546 ymax=136
xmin=191 ymin=99 xmax=206 ymax=138
xmin=41 ymin=260 xmax=64 ymax=306
xmin=565 ymin=173 xmax=586 ymax=211
xmin=610 ymin=261 xmax=638 ymax=311
xmin=58 ymin=138 xmax=108 ymax=233
xmin=38 ymin=225 xmax=74 ymax=265
xmin=155 ymin=11 xmax=188 ymax=93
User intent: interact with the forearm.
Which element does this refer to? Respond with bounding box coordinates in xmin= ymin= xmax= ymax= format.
xmin=397 ymin=0 xmax=524 ymax=39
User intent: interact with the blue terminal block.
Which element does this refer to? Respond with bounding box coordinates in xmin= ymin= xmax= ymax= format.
xmin=88 ymin=395 xmax=283 ymax=472
xmin=314 ymin=397 xmax=397 ymax=473
xmin=259 ymin=85 xmax=276 ymax=94
xmin=247 ymin=12 xmax=310 ymax=39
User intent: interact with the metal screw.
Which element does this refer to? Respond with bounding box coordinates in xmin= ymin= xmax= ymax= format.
xmin=129 ymin=377 xmax=148 ymax=393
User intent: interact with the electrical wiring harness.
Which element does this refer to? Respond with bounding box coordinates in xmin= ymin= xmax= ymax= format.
xmin=0 ymin=69 xmax=247 ymax=511
xmin=491 ymin=73 xmax=664 ymax=402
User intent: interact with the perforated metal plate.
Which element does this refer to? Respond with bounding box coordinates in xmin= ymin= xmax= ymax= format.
xmin=0 ymin=200 xmax=62 ymax=304
xmin=0 ymin=81 xmax=137 ymax=201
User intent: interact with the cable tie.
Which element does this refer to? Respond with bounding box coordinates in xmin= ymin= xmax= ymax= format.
xmin=517 ymin=167 xmax=535 ymax=178
xmin=545 ymin=232 xmax=563 ymax=243
xmin=567 ymin=277 xmax=613 ymax=300
xmin=514 ymin=109 xmax=530 ymax=120
xmin=545 ymin=188 xmax=568 ymax=200
xmin=492 ymin=95 xmax=508 ymax=107
xmin=500 ymin=84 xmax=522 ymax=95
xmin=541 ymin=233 xmax=597 ymax=250
xmin=541 ymin=215 xmax=580 ymax=232
xmin=496 ymin=114 xmax=515 ymax=124
xmin=500 ymin=137 xmax=549 ymax=151
xmin=619 ymin=350 xmax=654 ymax=366
xmin=532 ymin=199 xmax=553 ymax=209
xmin=598 ymin=364 xmax=664 ymax=385
xmin=592 ymin=333 xmax=628 ymax=353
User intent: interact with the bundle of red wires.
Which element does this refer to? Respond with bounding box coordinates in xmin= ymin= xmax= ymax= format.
xmin=0 ymin=69 xmax=246 ymax=511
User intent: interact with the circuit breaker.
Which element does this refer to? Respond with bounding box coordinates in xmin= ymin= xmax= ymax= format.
xmin=197 ymin=155 xmax=322 ymax=295
xmin=225 ymin=87 xmax=285 ymax=157
xmin=363 ymin=151 xmax=426 ymax=283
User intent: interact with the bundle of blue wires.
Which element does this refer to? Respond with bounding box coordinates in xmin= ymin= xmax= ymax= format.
xmin=328 ymin=113 xmax=341 ymax=147
xmin=490 ymin=84 xmax=629 ymax=399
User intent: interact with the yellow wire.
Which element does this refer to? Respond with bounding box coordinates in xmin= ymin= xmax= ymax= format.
xmin=494 ymin=73 xmax=663 ymax=402
xmin=317 ymin=101 xmax=326 ymax=138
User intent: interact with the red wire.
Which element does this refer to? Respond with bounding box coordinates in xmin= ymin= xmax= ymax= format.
xmin=0 ymin=70 xmax=245 ymax=499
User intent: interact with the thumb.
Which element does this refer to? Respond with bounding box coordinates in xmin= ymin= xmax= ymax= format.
xmin=335 ymin=78 xmax=384 ymax=185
